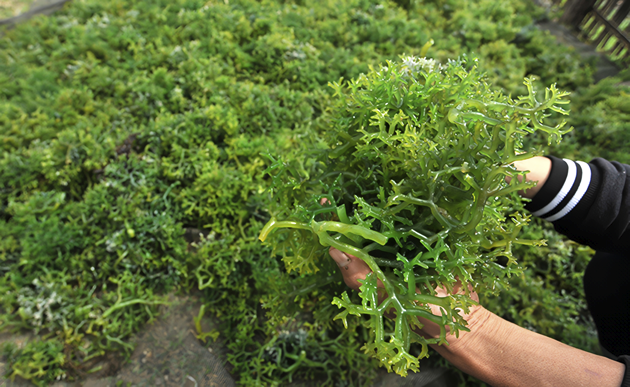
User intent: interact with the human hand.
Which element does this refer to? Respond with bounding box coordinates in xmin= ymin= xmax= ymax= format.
xmin=505 ymin=156 xmax=552 ymax=199
xmin=328 ymin=247 xmax=484 ymax=342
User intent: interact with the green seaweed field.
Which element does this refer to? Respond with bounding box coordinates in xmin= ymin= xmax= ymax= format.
xmin=0 ymin=0 xmax=629 ymax=385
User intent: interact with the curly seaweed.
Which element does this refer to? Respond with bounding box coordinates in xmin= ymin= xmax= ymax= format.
xmin=259 ymin=55 xmax=570 ymax=376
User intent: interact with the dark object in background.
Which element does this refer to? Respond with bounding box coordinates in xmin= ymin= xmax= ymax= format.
xmin=116 ymin=133 xmax=140 ymax=158
xmin=560 ymin=0 xmax=598 ymax=27
xmin=554 ymin=0 xmax=630 ymax=64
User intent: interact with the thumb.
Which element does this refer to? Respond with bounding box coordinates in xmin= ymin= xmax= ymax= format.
xmin=329 ymin=247 xmax=378 ymax=291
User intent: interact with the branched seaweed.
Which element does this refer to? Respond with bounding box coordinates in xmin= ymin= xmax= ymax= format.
xmin=259 ymin=56 xmax=569 ymax=375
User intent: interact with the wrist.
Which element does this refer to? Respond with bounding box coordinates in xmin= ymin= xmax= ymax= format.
xmin=428 ymin=305 xmax=494 ymax=360
xmin=511 ymin=156 xmax=552 ymax=199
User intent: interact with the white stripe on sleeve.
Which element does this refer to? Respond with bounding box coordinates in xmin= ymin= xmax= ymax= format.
xmin=544 ymin=161 xmax=592 ymax=222
xmin=532 ymin=159 xmax=577 ymax=218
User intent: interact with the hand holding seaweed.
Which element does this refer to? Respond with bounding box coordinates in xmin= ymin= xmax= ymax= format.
xmin=259 ymin=55 xmax=570 ymax=376
xmin=328 ymin=246 xmax=482 ymax=339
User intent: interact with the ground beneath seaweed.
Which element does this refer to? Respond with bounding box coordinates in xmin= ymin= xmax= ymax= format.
xmin=1 ymin=295 xmax=236 ymax=387
xmin=0 ymin=294 xmax=458 ymax=387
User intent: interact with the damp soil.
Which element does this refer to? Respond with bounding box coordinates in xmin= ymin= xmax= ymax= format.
xmin=0 ymin=294 xmax=459 ymax=387
xmin=1 ymin=295 xmax=236 ymax=387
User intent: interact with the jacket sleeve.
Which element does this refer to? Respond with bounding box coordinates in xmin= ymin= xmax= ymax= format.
xmin=524 ymin=155 xmax=630 ymax=257
xmin=618 ymin=355 xmax=630 ymax=387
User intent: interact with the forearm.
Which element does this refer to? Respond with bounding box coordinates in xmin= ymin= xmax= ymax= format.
xmin=430 ymin=307 xmax=626 ymax=387
xmin=516 ymin=155 xmax=630 ymax=255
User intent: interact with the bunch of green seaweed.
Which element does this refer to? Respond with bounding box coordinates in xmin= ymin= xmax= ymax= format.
xmin=259 ymin=56 xmax=570 ymax=375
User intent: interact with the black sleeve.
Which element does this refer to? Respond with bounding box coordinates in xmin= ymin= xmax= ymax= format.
xmin=618 ymin=355 xmax=630 ymax=387
xmin=524 ymin=156 xmax=630 ymax=257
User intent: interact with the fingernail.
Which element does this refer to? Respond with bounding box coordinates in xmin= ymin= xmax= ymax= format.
xmin=329 ymin=248 xmax=350 ymax=267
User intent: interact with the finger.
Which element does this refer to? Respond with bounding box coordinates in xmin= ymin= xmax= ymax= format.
xmin=329 ymin=246 xmax=352 ymax=268
xmin=329 ymin=247 xmax=376 ymax=291
xmin=427 ymin=277 xmax=480 ymax=325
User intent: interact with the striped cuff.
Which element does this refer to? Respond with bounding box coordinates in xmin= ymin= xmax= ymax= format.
xmin=525 ymin=156 xmax=594 ymax=222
